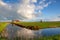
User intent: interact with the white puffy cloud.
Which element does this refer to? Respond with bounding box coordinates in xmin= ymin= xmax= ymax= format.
xmin=0 ymin=0 xmax=12 ymax=10
xmin=0 ymin=0 xmax=53 ymax=21
xmin=17 ymin=2 xmax=35 ymax=19
xmin=0 ymin=0 xmax=25 ymax=20
xmin=17 ymin=0 xmax=52 ymax=20
xmin=31 ymin=0 xmax=37 ymax=3
xmin=36 ymin=0 xmax=51 ymax=10
xmin=17 ymin=0 xmax=37 ymax=19
xmin=0 ymin=0 xmax=6 ymax=6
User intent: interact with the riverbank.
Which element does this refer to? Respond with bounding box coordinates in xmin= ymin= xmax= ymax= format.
xmin=0 ymin=21 xmax=60 ymax=32
xmin=0 ymin=22 xmax=9 ymax=32
xmin=15 ymin=21 xmax=60 ymax=29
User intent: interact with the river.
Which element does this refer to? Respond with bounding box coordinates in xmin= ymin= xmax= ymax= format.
xmin=1 ymin=24 xmax=60 ymax=39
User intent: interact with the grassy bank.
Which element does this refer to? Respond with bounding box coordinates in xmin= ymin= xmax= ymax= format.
xmin=0 ymin=22 xmax=9 ymax=32
xmin=17 ymin=21 xmax=60 ymax=29
xmin=0 ymin=21 xmax=60 ymax=32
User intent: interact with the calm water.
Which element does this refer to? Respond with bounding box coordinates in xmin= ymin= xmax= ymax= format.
xmin=40 ymin=28 xmax=60 ymax=36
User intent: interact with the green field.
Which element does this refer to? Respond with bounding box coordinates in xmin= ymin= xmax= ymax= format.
xmin=0 ymin=22 xmax=8 ymax=32
xmin=17 ymin=21 xmax=60 ymax=29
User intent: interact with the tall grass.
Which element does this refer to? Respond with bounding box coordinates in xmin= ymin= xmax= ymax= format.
xmin=0 ymin=22 xmax=8 ymax=32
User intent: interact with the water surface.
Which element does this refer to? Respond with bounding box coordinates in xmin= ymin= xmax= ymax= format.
xmin=1 ymin=24 xmax=60 ymax=39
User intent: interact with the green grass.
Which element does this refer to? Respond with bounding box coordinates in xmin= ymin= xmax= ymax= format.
xmin=0 ymin=22 xmax=8 ymax=32
xmin=0 ymin=37 xmax=7 ymax=40
xmin=17 ymin=21 xmax=60 ymax=29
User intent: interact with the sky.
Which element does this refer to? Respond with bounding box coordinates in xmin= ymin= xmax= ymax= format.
xmin=0 ymin=0 xmax=60 ymax=21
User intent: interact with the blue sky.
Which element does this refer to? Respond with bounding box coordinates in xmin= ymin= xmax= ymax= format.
xmin=0 ymin=0 xmax=60 ymax=21
xmin=42 ymin=0 xmax=60 ymax=19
